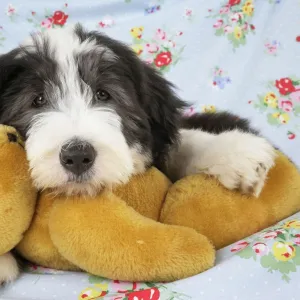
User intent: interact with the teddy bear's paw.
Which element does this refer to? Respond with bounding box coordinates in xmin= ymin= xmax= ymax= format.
xmin=0 ymin=252 xmax=19 ymax=285
xmin=203 ymin=130 xmax=277 ymax=197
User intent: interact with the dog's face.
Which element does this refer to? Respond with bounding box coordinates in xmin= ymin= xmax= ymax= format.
xmin=0 ymin=24 xmax=183 ymax=195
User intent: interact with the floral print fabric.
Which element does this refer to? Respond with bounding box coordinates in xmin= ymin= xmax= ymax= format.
xmin=0 ymin=0 xmax=299 ymax=165
xmin=1 ymin=0 xmax=300 ymax=299
xmin=231 ymin=218 xmax=300 ymax=283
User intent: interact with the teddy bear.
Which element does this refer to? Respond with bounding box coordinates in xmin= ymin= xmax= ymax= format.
xmin=0 ymin=125 xmax=37 ymax=283
xmin=1 ymin=124 xmax=300 ymax=282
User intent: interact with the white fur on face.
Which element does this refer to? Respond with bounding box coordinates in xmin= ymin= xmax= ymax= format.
xmin=24 ymin=27 xmax=143 ymax=195
xmin=26 ymin=108 xmax=134 ymax=195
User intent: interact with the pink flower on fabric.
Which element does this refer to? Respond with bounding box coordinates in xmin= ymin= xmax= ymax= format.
xmin=213 ymin=19 xmax=224 ymax=29
xmin=145 ymin=58 xmax=154 ymax=64
xmin=230 ymin=13 xmax=243 ymax=22
xmin=279 ymin=99 xmax=293 ymax=112
xmin=290 ymin=89 xmax=300 ymax=102
xmin=220 ymin=5 xmax=230 ymax=14
xmin=268 ymin=46 xmax=277 ymax=55
xmin=184 ymin=107 xmax=195 ymax=117
xmin=145 ymin=43 xmax=159 ymax=53
xmin=98 ymin=16 xmax=115 ymax=28
xmin=230 ymin=240 xmax=249 ymax=252
xmin=261 ymin=229 xmax=284 ymax=239
xmin=6 ymin=4 xmax=16 ymax=16
xmin=163 ymin=40 xmax=176 ymax=48
xmin=155 ymin=28 xmax=166 ymax=40
xmin=224 ymin=25 xmax=233 ymax=33
xmin=185 ymin=8 xmax=193 ymax=17
xmin=252 ymin=242 xmax=269 ymax=256
xmin=41 ymin=18 xmax=54 ymax=29
xmin=294 ymin=234 xmax=300 ymax=245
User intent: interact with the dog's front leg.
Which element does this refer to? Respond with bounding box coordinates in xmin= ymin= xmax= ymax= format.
xmin=166 ymin=128 xmax=276 ymax=197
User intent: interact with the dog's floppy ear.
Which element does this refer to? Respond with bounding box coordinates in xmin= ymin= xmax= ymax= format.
xmin=0 ymin=50 xmax=22 ymax=100
xmin=141 ymin=64 xmax=186 ymax=169
xmin=0 ymin=49 xmax=27 ymax=127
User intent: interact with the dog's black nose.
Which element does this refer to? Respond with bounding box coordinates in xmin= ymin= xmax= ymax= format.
xmin=60 ymin=141 xmax=96 ymax=175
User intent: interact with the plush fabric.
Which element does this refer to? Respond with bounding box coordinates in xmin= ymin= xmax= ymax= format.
xmin=0 ymin=125 xmax=37 ymax=255
xmin=15 ymin=150 xmax=300 ymax=282
xmin=161 ymin=152 xmax=300 ymax=249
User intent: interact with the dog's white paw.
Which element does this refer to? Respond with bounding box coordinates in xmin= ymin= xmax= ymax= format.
xmin=0 ymin=252 xmax=19 ymax=286
xmin=201 ymin=130 xmax=276 ymax=197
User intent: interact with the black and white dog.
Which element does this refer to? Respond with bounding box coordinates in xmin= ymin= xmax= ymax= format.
xmin=0 ymin=24 xmax=276 ymax=284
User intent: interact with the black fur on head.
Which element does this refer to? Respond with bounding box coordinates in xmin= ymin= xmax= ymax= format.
xmin=0 ymin=24 xmax=186 ymax=177
xmin=74 ymin=24 xmax=186 ymax=169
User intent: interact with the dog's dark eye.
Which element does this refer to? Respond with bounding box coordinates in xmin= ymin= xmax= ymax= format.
xmin=95 ymin=90 xmax=110 ymax=102
xmin=32 ymin=95 xmax=46 ymax=108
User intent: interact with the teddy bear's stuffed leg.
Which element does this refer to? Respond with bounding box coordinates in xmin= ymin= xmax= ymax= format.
xmin=48 ymin=191 xmax=215 ymax=282
xmin=160 ymin=152 xmax=300 ymax=250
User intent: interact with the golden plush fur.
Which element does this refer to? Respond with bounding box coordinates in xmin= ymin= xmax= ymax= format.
xmin=1 ymin=125 xmax=299 ymax=282
xmin=17 ymin=169 xmax=215 ymax=282
xmin=161 ymin=152 xmax=300 ymax=250
xmin=0 ymin=125 xmax=37 ymax=255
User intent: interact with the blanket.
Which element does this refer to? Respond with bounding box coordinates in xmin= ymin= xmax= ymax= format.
xmin=0 ymin=0 xmax=300 ymax=299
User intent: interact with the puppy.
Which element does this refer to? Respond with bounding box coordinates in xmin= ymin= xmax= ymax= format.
xmin=0 ymin=24 xmax=276 ymax=284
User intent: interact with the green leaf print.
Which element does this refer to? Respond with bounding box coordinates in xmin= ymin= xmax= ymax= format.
xmin=267 ymin=113 xmax=279 ymax=126
xmin=215 ymin=28 xmax=224 ymax=36
xmin=231 ymin=38 xmax=241 ymax=49
xmin=276 ymin=261 xmax=296 ymax=274
xmin=145 ymin=282 xmax=157 ymax=288
xmin=291 ymin=80 xmax=300 ymax=86
xmin=294 ymin=106 xmax=300 ymax=117
xmin=161 ymin=65 xmax=171 ymax=73
xmin=257 ymin=94 xmax=265 ymax=104
xmin=260 ymin=253 xmax=277 ymax=269
xmin=293 ymin=247 xmax=300 ymax=265
xmin=88 ymin=275 xmax=107 ymax=284
xmin=260 ymin=254 xmax=296 ymax=278
xmin=277 ymin=233 xmax=286 ymax=241
xmin=282 ymin=274 xmax=291 ymax=283
xmin=240 ymin=37 xmax=246 ymax=46
xmin=132 ymin=37 xmax=143 ymax=45
xmin=177 ymin=45 xmax=186 ymax=56
xmin=237 ymin=247 xmax=255 ymax=259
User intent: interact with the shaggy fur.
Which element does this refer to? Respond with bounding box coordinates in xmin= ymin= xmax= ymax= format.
xmin=0 ymin=24 xmax=276 ymax=284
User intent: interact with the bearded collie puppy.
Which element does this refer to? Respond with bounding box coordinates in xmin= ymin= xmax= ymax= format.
xmin=0 ymin=24 xmax=276 ymax=284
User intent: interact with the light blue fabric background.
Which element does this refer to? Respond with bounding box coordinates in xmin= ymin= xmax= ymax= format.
xmin=0 ymin=0 xmax=300 ymax=167
xmin=1 ymin=0 xmax=300 ymax=299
